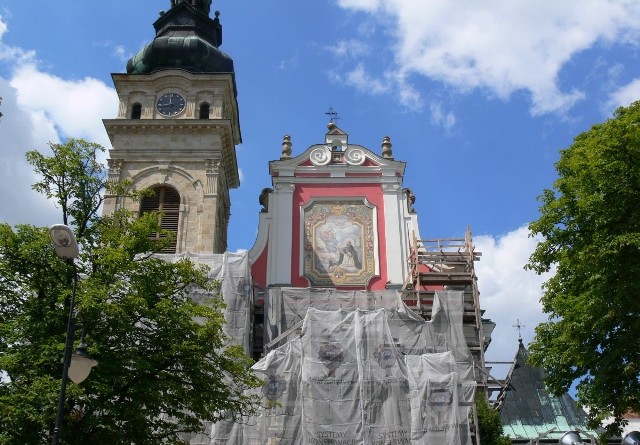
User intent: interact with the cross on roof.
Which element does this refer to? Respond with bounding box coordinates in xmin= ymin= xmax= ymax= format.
xmin=513 ymin=318 xmax=525 ymax=341
xmin=325 ymin=107 xmax=340 ymax=124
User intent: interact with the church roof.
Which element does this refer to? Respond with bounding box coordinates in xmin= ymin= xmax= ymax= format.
xmin=499 ymin=339 xmax=596 ymax=442
xmin=126 ymin=0 xmax=234 ymax=75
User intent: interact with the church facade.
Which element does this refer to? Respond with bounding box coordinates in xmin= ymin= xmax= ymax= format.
xmin=249 ymin=125 xmax=418 ymax=291
xmin=102 ymin=2 xmax=492 ymax=444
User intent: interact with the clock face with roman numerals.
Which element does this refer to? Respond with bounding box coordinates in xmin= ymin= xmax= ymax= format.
xmin=157 ymin=93 xmax=186 ymax=117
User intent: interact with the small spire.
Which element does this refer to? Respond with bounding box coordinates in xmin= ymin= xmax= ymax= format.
xmin=325 ymin=107 xmax=340 ymax=124
xmin=381 ymin=136 xmax=393 ymax=159
xmin=281 ymin=134 xmax=292 ymax=159
xmin=171 ymin=0 xmax=212 ymax=15
xmin=212 ymin=10 xmax=222 ymax=47
xmin=513 ymin=319 xmax=525 ymax=342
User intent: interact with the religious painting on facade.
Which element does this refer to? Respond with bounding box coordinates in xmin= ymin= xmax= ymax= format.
xmin=302 ymin=199 xmax=378 ymax=286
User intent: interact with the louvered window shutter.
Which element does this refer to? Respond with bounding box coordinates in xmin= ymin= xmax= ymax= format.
xmin=140 ymin=186 xmax=180 ymax=253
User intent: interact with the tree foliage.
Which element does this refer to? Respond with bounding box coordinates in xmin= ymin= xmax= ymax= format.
xmin=0 ymin=139 xmax=260 ymax=444
xmin=476 ymin=393 xmax=511 ymax=445
xmin=527 ymin=101 xmax=640 ymax=435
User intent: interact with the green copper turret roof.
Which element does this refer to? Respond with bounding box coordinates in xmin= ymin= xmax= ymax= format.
xmin=499 ymin=339 xmax=597 ymax=443
xmin=126 ymin=0 xmax=234 ymax=75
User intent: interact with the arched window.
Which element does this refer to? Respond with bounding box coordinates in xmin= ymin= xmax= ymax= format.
xmin=199 ymin=102 xmax=210 ymax=119
xmin=131 ymin=103 xmax=142 ymax=119
xmin=140 ymin=186 xmax=180 ymax=253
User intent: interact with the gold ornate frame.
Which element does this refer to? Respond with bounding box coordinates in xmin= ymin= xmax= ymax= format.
xmin=301 ymin=198 xmax=378 ymax=286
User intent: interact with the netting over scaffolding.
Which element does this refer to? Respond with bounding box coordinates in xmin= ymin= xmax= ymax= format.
xmin=203 ymin=289 xmax=476 ymax=445
xmin=164 ymin=251 xmax=253 ymax=353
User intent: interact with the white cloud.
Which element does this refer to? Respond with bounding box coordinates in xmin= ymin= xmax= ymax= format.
xmin=326 ymin=39 xmax=370 ymax=58
xmin=429 ymin=101 xmax=455 ymax=130
xmin=343 ymin=63 xmax=390 ymax=95
xmin=113 ymin=45 xmax=127 ymax=61
xmin=607 ymin=62 xmax=624 ymax=83
xmin=337 ymin=0 xmax=381 ymax=10
xmin=0 ymin=16 xmax=6 ymax=38
xmin=0 ymin=18 xmax=34 ymax=65
xmin=606 ymin=78 xmax=640 ymax=112
xmin=10 ymin=64 xmax=117 ymax=148
xmin=391 ymin=71 xmax=423 ymax=111
xmin=0 ymin=77 xmax=60 ymax=226
xmin=474 ymin=225 xmax=555 ymax=378
xmin=330 ymin=62 xmax=429 ymax=112
xmin=277 ymin=53 xmax=299 ymax=71
xmin=93 ymin=40 xmax=130 ymax=63
xmin=336 ymin=0 xmax=640 ymax=115
xmin=0 ymin=16 xmax=118 ymax=227
xmin=356 ymin=20 xmax=377 ymax=38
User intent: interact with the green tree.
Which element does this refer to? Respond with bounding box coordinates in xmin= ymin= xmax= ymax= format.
xmin=527 ymin=101 xmax=640 ymax=437
xmin=0 ymin=139 xmax=260 ymax=444
xmin=476 ymin=392 xmax=511 ymax=445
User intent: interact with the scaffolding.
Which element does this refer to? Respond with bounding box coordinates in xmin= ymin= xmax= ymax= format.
xmin=209 ymin=290 xmax=477 ymax=445
xmin=217 ymin=229 xmax=497 ymax=445
xmin=403 ymin=228 xmax=486 ymax=382
xmin=401 ymin=227 xmax=493 ymax=445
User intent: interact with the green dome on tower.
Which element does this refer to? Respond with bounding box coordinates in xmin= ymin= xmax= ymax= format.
xmin=126 ymin=0 xmax=234 ymax=75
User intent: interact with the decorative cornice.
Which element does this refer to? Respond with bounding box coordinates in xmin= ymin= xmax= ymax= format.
xmin=270 ymin=143 xmax=406 ymax=179
xmin=103 ymin=118 xmax=234 ymax=134
xmin=309 ymin=146 xmax=331 ymax=166
xmin=104 ymin=118 xmax=239 ymax=189
xmin=274 ymin=182 xmax=295 ymax=192
xmin=344 ymin=147 xmax=365 ymax=166
xmin=204 ymin=159 xmax=221 ymax=174
xmin=107 ymin=158 xmax=124 ymax=173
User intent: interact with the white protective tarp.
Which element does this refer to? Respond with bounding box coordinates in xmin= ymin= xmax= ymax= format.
xmin=177 ymin=251 xmax=253 ymax=352
xmin=165 ymin=251 xmax=253 ymax=445
xmin=208 ymin=290 xmax=475 ymax=445
xmin=265 ymin=288 xmax=404 ymax=350
xmin=406 ymin=353 xmax=473 ymax=444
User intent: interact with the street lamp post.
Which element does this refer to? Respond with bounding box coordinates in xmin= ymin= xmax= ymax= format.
xmin=49 ymin=224 xmax=97 ymax=445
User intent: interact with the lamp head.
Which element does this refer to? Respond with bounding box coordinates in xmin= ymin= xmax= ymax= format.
xmin=49 ymin=224 xmax=79 ymax=260
xmin=559 ymin=431 xmax=583 ymax=445
xmin=623 ymin=431 xmax=640 ymax=445
xmin=68 ymin=342 xmax=98 ymax=384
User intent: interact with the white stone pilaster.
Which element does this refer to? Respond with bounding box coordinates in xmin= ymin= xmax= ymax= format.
xmin=382 ymin=181 xmax=406 ymax=285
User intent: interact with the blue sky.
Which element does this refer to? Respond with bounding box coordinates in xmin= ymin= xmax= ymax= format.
xmin=1 ymin=0 xmax=639 ymax=374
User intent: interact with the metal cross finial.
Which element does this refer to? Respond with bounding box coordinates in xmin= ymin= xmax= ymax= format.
xmin=513 ymin=319 xmax=525 ymax=340
xmin=325 ymin=107 xmax=340 ymax=124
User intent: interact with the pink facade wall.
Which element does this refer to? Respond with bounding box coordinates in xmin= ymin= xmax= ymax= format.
xmin=251 ymin=236 xmax=269 ymax=291
xmin=290 ymin=183 xmax=388 ymax=290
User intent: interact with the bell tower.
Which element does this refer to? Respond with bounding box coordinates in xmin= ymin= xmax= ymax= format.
xmin=102 ymin=0 xmax=240 ymax=254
